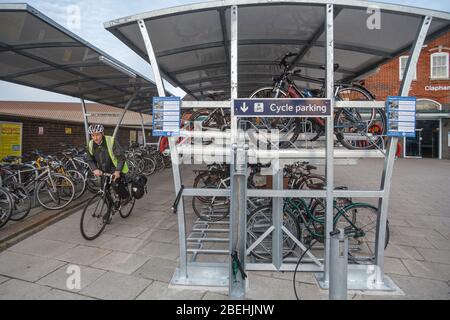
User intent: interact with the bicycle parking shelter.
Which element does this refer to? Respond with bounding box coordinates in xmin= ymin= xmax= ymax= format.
xmin=105 ymin=0 xmax=450 ymax=299
xmin=0 ymin=3 xmax=173 ymax=144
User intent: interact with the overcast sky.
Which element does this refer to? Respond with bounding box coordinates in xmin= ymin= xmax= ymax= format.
xmin=0 ymin=0 xmax=449 ymax=103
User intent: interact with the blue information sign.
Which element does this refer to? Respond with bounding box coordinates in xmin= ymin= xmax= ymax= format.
xmin=152 ymin=97 xmax=181 ymax=137
xmin=233 ymin=98 xmax=331 ymax=117
xmin=386 ymin=96 xmax=416 ymax=138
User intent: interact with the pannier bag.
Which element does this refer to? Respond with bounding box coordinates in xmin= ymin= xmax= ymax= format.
xmin=131 ymin=174 xmax=148 ymax=199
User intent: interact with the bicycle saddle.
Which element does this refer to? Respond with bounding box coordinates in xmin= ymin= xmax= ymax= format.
xmin=305 ymin=165 xmax=317 ymax=171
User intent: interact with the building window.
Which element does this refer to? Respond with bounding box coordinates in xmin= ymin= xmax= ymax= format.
xmin=399 ymin=56 xmax=417 ymax=81
xmin=431 ymin=52 xmax=449 ymax=79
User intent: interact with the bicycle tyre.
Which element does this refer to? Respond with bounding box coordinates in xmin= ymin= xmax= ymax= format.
xmin=80 ymin=194 xmax=110 ymax=240
xmin=0 ymin=187 xmax=13 ymax=228
xmin=9 ymin=185 xmax=32 ymax=221
xmin=247 ymin=204 xmax=301 ymax=261
xmin=36 ymin=174 xmax=75 ymax=210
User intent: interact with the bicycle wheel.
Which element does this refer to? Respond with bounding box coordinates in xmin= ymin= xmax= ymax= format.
xmin=339 ymin=203 xmax=390 ymax=264
xmin=80 ymin=194 xmax=111 ymax=240
xmin=249 ymin=87 xmax=302 ymax=148
xmin=334 ymin=85 xmax=386 ymax=150
xmin=36 ymin=174 xmax=75 ymax=210
xmin=142 ymin=157 xmax=156 ymax=176
xmin=85 ymin=171 xmax=101 ymax=194
xmin=247 ymin=204 xmax=301 ymax=261
xmin=119 ymin=185 xmax=136 ymax=218
xmin=192 ymin=194 xmax=230 ymax=222
xmin=66 ymin=170 xmax=86 ymax=200
xmin=0 ymin=187 xmax=13 ymax=228
xmin=9 ymin=185 xmax=32 ymax=221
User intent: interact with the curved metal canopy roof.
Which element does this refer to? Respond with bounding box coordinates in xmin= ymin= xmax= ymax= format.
xmin=105 ymin=0 xmax=450 ymax=100
xmin=0 ymin=3 xmax=171 ymax=114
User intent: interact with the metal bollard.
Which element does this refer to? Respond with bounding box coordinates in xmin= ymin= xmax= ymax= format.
xmin=329 ymin=228 xmax=348 ymax=300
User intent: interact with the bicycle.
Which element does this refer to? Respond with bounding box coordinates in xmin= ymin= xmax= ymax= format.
xmin=80 ymin=173 xmax=136 ymax=240
xmin=247 ymin=195 xmax=389 ymax=264
xmin=2 ymin=153 xmax=76 ymax=211
xmin=249 ymin=52 xmax=387 ymax=150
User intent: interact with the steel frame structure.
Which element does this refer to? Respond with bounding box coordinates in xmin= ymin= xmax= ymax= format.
xmin=110 ymin=1 xmax=441 ymax=299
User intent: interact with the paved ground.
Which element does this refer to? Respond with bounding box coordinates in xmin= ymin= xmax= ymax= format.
xmin=0 ymin=158 xmax=449 ymax=300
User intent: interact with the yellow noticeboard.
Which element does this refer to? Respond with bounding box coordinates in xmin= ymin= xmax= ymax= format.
xmin=0 ymin=122 xmax=23 ymax=161
xmin=65 ymin=128 xmax=72 ymax=135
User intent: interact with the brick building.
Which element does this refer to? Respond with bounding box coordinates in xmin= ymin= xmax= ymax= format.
xmin=363 ymin=32 xmax=450 ymax=159
xmin=0 ymin=101 xmax=154 ymax=159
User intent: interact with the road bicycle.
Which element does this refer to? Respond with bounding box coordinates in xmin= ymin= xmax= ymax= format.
xmin=247 ymin=195 xmax=389 ymax=264
xmin=80 ymin=173 xmax=136 ymax=240
xmin=249 ymin=52 xmax=387 ymax=150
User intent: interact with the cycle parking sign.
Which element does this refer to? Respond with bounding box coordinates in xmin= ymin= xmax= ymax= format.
xmin=233 ymin=98 xmax=331 ymax=117
xmin=386 ymin=96 xmax=416 ymax=138
xmin=152 ymin=97 xmax=181 ymax=137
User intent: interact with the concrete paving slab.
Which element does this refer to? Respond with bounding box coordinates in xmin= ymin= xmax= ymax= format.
xmin=137 ymin=280 xmax=205 ymax=300
xmin=384 ymin=257 xmax=411 ymax=276
xmin=37 ymin=265 xmax=106 ymax=293
xmin=41 ymin=289 xmax=95 ymax=300
xmin=390 ymin=275 xmax=450 ymax=300
xmin=144 ymin=229 xmax=179 ymax=244
xmin=401 ymin=259 xmax=450 ymax=282
xmin=56 ymin=245 xmax=111 ymax=266
xmin=384 ymin=244 xmax=425 ymax=261
xmin=33 ymin=225 xmax=116 ymax=247
xmin=427 ymin=236 xmax=450 ymax=251
xmin=8 ymin=238 xmax=77 ymax=259
xmin=202 ymin=291 xmax=229 ymax=300
xmin=80 ymin=271 xmax=151 ymax=300
xmin=133 ymin=257 xmax=178 ymax=283
xmin=389 ymin=234 xmax=435 ymax=249
xmin=105 ymin=224 xmax=149 ymax=238
xmin=0 ymin=251 xmax=65 ymax=282
xmin=0 ymin=279 xmax=51 ymax=300
xmin=99 ymin=236 xmax=147 ymax=253
xmin=0 ymin=276 xmax=9 ymax=285
xmin=91 ymin=251 xmax=150 ymax=275
xmin=246 ymin=273 xmax=325 ymax=300
xmin=137 ymin=242 xmax=179 ymax=261
xmin=416 ymin=248 xmax=450 ymax=265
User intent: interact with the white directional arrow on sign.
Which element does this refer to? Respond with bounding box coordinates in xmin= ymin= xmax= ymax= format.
xmin=240 ymin=102 xmax=249 ymax=113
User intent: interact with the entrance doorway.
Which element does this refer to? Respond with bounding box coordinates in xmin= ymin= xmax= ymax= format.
xmin=404 ymin=120 xmax=440 ymax=158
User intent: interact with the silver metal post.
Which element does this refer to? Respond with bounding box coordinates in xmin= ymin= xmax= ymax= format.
xmin=329 ymin=229 xmax=348 ymax=300
xmin=272 ymin=162 xmax=283 ymax=270
xmin=228 ymin=5 xmax=245 ymax=299
xmin=80 ymin=99 xmax=90 ymax=146
xmin=324 ymin=3 xmax=335 ymax=286
xmin=229 ymin=143 xmax=248 ymax=300
xmin=230 ymin=5 xmax=238 ymax=144
xmin=375 ymin=16 xmax=432 ymax=280
xmin=138 ymin=19 xmax=188 ymax=279
xmin=140 ymin=112 xmax=147 ymax=145
xmin=113 ymin=91 xmax=137 ymax=140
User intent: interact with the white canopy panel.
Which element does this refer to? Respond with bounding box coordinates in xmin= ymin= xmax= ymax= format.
xmin=105 ymin=0 xmax=450 ymax=100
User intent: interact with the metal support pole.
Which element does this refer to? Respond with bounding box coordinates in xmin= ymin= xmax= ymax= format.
xmin=324 ymin=3 xmax=335 ymax=286
xmin=80 ymin=99 xmax=90 ymax=146
xmin=138 ymin=19 xmax=188 ymax=279
xmin=112 ymin=91 xmax=137 ymax=140
xmin=272 ymin=162 xmax=283 ymax=270
xmin=329 ymin=229 xmax=348 ymax=300
xmin=229 ymin=143 xmax=248 ymax=300
xmin=230 ymin=5 xmax=238 ymax=144
xmin=375 ymin=16 xmax=432 ymax=282
xmin=140 ymin=112 xmax=147 ymax=145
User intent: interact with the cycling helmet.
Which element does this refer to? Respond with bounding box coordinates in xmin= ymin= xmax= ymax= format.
xmin=88 ymin=124 xmax=105 ymax=134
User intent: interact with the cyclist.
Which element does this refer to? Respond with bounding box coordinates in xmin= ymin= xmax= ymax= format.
xmin=86 ymin=124 xmax=131 ymax=206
